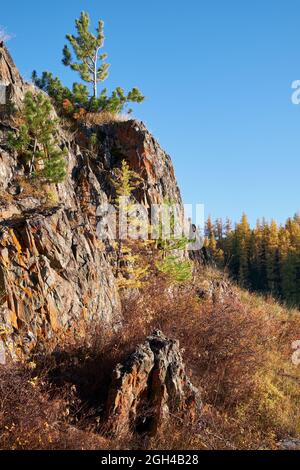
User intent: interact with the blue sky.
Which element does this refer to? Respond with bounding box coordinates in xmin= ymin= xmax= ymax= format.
xmin=1 ymin=0 xmax=300 ymax=226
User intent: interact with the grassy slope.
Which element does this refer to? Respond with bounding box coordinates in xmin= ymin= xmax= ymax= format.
xmin=1 ymin=267 xmax=300 ymax=450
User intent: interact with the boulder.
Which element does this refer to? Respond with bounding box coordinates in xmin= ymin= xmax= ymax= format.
xmin=106 ymin=330 xmax=201 ymax=436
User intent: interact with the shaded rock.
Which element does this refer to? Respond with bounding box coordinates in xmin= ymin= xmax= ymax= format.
xmin=106 ymin=330 xmax=201 ymax=436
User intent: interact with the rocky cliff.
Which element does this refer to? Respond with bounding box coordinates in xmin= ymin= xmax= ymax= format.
xmin=0 ymin=45 xmax=184 ymax=361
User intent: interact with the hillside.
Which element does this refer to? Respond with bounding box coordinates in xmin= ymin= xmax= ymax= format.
xmin=1 ymin=44 xmax=300 ymax=451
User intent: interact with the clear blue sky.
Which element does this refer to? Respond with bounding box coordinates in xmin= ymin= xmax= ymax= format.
xmin=2 ymin=0 xmax=300 ymax=226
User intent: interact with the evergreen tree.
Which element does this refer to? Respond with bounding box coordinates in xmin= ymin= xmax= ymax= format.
xmin=31 ymin=11 xmax=145 ymax=116
xmin=62 ymin=11 xmax=109 ymax=99
xmin=205 ymin=216 xmax=214 ymax=238
xmin=249 ymin=220 xmax=266 ymax=291
xmin=214 ymin=218 xmax=224 ymax=241
xmin=224 ymin=217 xmax=233 ymax=236
xmin=207 ymin=211 xmax=300 ymax=307
xmin=8 ymin=91 xmax=66 ymax=184
xmin=233 ymin=214 xmax=251 ymax=287
xmin=265 ymin=220 xmax=280 ymax=294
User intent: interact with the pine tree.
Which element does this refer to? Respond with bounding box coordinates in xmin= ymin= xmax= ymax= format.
xmin=33 ymin=12 xmax=144 ymax=116
xmin=234 ymin=214 xmax=251 ymax=287
xmin=205 ymin=216 xmax=214 ymax=238
xmin=112 ymin=160 xmax=142 ymax=204
xmin=209 ymin=212 xmax=300 ymax=307
xmin=8 ymin=91 xmax=66 ymax=184
xmin=62 ymin=11 xmax=109 ymax=99
xmin=222 ymin=218 xmax=233 ymax=266
xmin=280 ymin=218 xmax=300 ymax=306
xmin=249 ymin=220 xmax=265 ymax=291
xmin=224 ymin=217 xmax=233 ymax=236
xmin=59 ymin=11 xmax=144 ymax=114
xmin=214 ymin=218 xmax=223 ymax=241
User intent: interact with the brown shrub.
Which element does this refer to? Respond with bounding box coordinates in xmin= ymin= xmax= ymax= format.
xmin=119 ymin=274 xmax=300 ymax=448
xmin=0 ymin=359 xmax=119 ymax=450
xmin=121 ymin=279 xmax=274 ymax=408
xmin=0 ymin=363 xmax=62 ymax=449
xmin=0 ymin=189 xmax=14 ymax=204
xmin=1 ymin=270 xmax=300 ymax=450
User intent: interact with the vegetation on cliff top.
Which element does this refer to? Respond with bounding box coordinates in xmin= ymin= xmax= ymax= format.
xmin=32 ymin=12 xmax=144 ymax=120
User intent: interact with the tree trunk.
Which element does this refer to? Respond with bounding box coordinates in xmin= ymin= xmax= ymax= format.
xmin=29 ymin=138 xmax=37 ymax=174
xmin=93 ymin=52 xmax=98 ymax=98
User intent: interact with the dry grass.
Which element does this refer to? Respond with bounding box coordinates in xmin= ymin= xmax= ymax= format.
xmin=13 ymin=176 xmax=44 ymax=200
xmin=1 ymin=268 xmax=300 ymax=449
xmin=119 ymin=273 xmax=300 ymax=449
xmin=78 ymin=111 xmax=129 ymax=126
xmin=0 ymin=189 xmax=14 ymax=204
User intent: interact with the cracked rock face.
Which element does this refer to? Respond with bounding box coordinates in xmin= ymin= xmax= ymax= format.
xmin=0 ymin=44 xmax=29 ymax=118
xmin=0 ymin=207 xmax=122 ymax=358
xmin=96 ymin=120 xmax=182 ymax=207
xmin=0 ymin=47 xmax=185 ymax=360
xmin=106 ymin=330 xmax=201 ymax=436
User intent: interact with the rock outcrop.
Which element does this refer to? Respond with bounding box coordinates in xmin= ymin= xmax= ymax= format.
xmin=0 ymin=44 xmax=28 ymax=117
xmin=96 ymin=120 xmax=182 ymax=207
xmin=106 ymin=330 xmax=201 ymax=436
xmin=0 ymin=46 xmax=185 ymax=360
xmin=0 ymin=206 xmax=121 ymax=358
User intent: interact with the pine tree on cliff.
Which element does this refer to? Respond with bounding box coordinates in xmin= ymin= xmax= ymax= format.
xmin=62 ymin=11 xmax=109 ymax=99
xmin=61 ymin=11 xmax=144 ymax=114
xmin=33 ymin=12 xmax=144 ymax=116
xmin=8 ymin=91 xmax=66 ymax=184
xmin=155 ymin=200 xmax=193 ymax=283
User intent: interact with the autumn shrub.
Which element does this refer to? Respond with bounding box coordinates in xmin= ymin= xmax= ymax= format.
xmin=0 ymin=363 xmax=64 ymax=449
xmin=0 ymin=341 xmax=127 ymax=450
xmin=120 ymin=272 xmax=300 ymax=448
xmin=1 ymin=269 xmax=300 ymax=450
xmin=0 ymin=189 xmax=14 ymax=204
